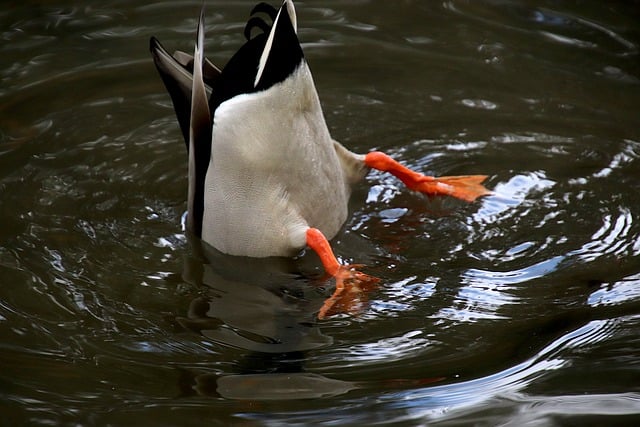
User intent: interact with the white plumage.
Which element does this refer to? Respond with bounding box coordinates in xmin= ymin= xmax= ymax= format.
xmin=203 ymin=62 xmax=366 ymax=256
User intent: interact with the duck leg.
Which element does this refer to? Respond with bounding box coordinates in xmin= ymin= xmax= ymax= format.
xmin=364 ymin=151 xmax=491 ymax=202
xmin=306 ymin=228 xmax=379 ymax=319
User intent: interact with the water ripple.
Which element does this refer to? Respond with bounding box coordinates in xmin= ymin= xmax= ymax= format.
xmin=571 ymin=208 xmax=636 ymax=263
xmin=1 ymin=1 xmax=638 ymax=425
xmin=588 ymin=272 xmax=640 ymax=307
xmin=445 ymin=1 xmax=638 ymax=56
xmin=253 ymin=318 xmax=620 ymax=425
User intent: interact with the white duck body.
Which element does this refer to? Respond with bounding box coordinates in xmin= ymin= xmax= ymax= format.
xmin=204 ymin=61 xmax=366 ymax=257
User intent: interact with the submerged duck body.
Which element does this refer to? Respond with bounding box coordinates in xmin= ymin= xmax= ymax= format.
xmin=150 ymin=1 xmax=490 ymax=317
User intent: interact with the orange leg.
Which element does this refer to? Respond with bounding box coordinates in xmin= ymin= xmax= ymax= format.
xmin=364 ymin=151 xmax=491 ymax=202
xmin=306 ymin=228 xmax=379 ymax=319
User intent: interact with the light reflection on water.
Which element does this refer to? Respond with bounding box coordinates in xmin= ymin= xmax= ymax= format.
xmin=1 ymin=0 xmax=640 ymax=425
xmin=242 ymin=318 xmax=640 ymax=425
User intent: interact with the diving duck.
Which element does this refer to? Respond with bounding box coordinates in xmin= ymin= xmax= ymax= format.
xmin=150 ymin=0 xmax=490 ymax=318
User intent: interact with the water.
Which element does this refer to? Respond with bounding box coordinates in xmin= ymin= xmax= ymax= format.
xmin=1 ymin=1 xmax=639 ymax=425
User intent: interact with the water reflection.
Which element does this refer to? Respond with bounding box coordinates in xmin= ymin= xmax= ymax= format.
xmin=174 ymin=238 xmax=447 ymax=400
xmin=1 ymin=0 xmax=639 ymax=424
xmin=213 ymin=372 xmax=357 ymax=400
xmin=176 ymin=238 xmax=345 ymax=399
xmin=588 ymin=273 xmax=640 ymax=308
xmin=257 ymin=318 xmax=636 ymax=425
xmin=179 ymin=239 xmax=329 ymax=351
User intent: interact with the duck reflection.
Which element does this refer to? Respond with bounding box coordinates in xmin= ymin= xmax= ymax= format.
xmin=176 ymin=238 xmax=356 ymax=400
xmin=179 ymin=238 xmax=333 ymax=352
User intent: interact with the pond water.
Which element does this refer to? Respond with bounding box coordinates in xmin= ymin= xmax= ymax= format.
xmin=1 ymin=1 xmax=639 ymax=425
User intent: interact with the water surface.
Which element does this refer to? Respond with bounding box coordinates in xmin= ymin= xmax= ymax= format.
xmin=1 ymin=1 xmax=640 ymax=425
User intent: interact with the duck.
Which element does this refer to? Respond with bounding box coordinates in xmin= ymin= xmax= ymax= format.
xmin=150 ymin=0 xmax=491 ymax=319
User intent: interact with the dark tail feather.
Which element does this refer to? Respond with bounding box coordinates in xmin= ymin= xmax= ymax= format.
xmin=186 ymin=8 xmax=213 ymax=238
xmin=149 ymin=36 xmax=220 ymax=149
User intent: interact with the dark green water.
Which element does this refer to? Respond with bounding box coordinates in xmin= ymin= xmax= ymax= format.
xmin=1 ymin=1 xmax=639 ymax=425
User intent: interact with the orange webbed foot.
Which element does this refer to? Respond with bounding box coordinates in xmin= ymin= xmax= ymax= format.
xmin=317 ymin=264 xmax=380 ymax=320
xmin=305 ymin=228 xmax=380 ymax=319
xmin=411 ymin=174 xmax=491 ymax=202
xmin=364 ymin=151 xmax=491 ymax=202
